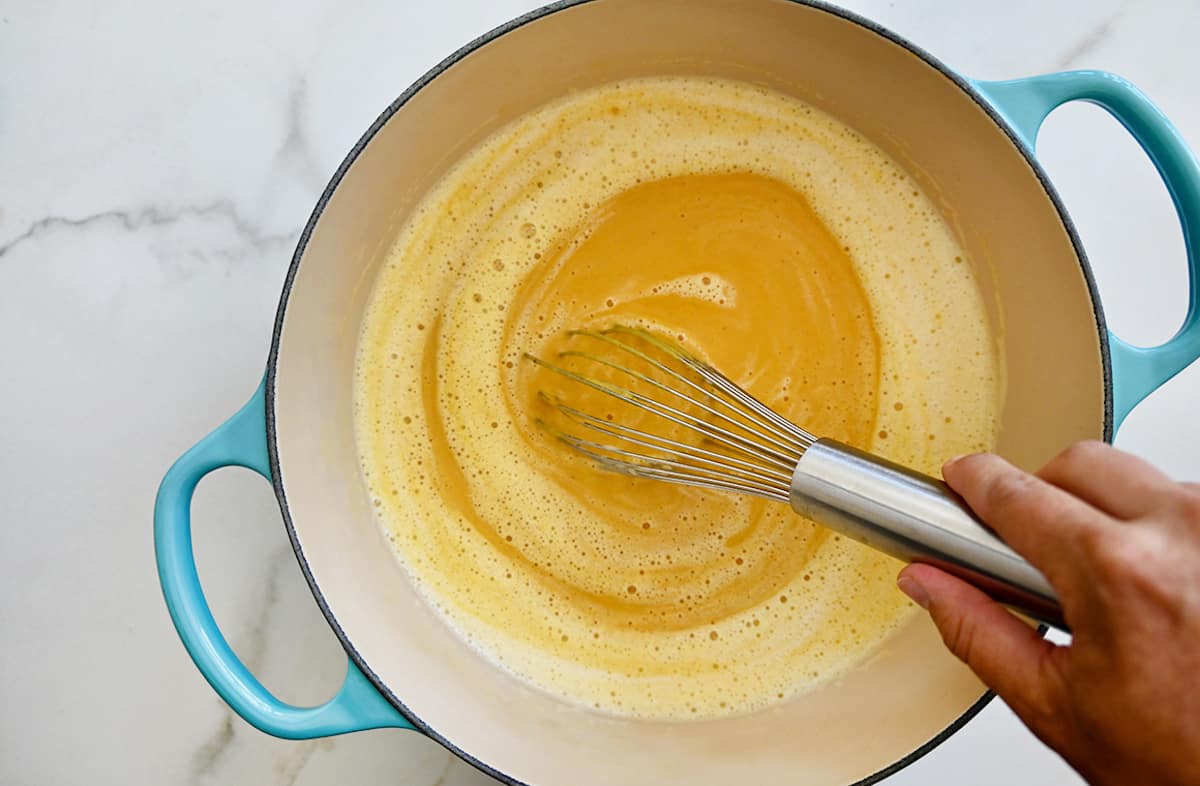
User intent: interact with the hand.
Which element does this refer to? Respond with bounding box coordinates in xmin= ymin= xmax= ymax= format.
xmin=896 ymin=442 xmax=1200 ymax=786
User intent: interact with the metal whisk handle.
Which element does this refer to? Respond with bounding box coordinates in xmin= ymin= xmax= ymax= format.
xmin=789 ymin=439 xmax=1064 ymax=630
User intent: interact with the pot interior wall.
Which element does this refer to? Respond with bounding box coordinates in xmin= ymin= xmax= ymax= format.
xmin=271 ymin=1 xmax=1104 ymax=784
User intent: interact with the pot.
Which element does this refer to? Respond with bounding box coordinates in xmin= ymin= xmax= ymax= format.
xmin=155 ymin=1 xmax=1200 ymax=784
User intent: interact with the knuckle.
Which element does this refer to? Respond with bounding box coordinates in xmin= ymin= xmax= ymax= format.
xmin=1073 ymin=524 xmax=1110 ymax=558
xmin=984 ymin=471 xmax=1037 ymax=515
xmin=1011 ymin=665 xmax=1067 ymax=735
xmin=1122 ymin=536 xmax=1176 ymax=604
xmin=937 ymin=608 xmax=977 ymax=665
xmin=1056 ymin=441 xmax=1099 ymax=467
xmin=1038 ymin=441 xmax=1106 ymax=487
xmin=1174 ymin=487 xmax=1200 ymax=522
xmin=1081 ymin=530 xmax=1173 ymax=601
xmin=1079 ymin=529 xmax=1127 ymax=574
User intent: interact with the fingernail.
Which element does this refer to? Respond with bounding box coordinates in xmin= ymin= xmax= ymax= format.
xmin=897 ymin=575 xmax=931 ymax=609
xmin=943 ymin=454 xmax=968 ymax=471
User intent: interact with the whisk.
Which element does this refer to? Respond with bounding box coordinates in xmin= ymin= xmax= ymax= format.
xmin=527 ymin=325 xmax=1063 ymax=629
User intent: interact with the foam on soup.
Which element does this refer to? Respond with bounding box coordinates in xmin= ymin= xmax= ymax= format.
xmin=354 ymin=77 xmax=1002 ymax=719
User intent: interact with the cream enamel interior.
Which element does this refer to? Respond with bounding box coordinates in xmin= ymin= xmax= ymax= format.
xmin=270 ymin=1 xmax=1105 ymax=784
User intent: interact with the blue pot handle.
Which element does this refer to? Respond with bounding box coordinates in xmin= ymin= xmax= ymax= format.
xmin=154 ymin=380 xmax=414 ymax=739
xmin=973 ymin=71 xmax=1200 ymax=432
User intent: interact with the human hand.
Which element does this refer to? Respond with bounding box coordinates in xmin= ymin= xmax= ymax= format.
xmin=896 ymin=442 xmax=1200 ymax=786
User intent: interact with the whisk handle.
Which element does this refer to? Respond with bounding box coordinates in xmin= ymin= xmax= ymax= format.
xmin=789 ymin=439 xmax=1064 ymax=630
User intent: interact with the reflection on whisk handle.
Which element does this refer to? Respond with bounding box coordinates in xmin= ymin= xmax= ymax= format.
xmin=789 ymin=439 xmax=1065 ymax=630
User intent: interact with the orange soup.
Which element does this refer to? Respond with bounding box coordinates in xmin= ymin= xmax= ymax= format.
xmin=354 ymin=77 xmax=1002 ymax=719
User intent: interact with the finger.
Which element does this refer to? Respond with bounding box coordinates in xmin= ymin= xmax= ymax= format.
xmin=898 ymin=563 xmax=1062 ymax=717
xmin=943 ymin=453 xmax=1112 ymax=579
xmin=1036 ymin=440 xmax=1176 ymax=520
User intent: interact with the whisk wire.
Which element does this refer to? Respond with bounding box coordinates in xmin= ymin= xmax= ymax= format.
xmin=569 ymin=328 xmax=813 ymax=457
xmin=598 ymin=326 xmax=816 ymax=448
xmin=554 ymin=348 xmax=804 ymax=466
xmin=682 ymin=359 xmax=816 ymax=448
xmin=559 ymin=431 xmax=792 ymax=500
xmin=529 ymin=327 xmax=820 ymax=497
xmin=546 ymin=396 xmax=794 ymax=485
xmin=558 ymin=433 xmax=791 ymax=502
xmin=526 ymin=354 xmax=798 ymax=470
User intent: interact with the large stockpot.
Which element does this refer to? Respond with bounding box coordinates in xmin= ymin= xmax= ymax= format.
xmin=155 ymin=1 xmax=1200 ymax=784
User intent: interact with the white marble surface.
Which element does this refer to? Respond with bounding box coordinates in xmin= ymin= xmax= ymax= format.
xmin=3 ymin=1 xmax=1199 ymax=784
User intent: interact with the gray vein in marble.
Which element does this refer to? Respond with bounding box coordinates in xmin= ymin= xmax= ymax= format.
xmin=277 ymin=741 xmax=319 ymax=786
xmin=1055 ymin=8 xmax=1124 ymax=68
xmin=0 ymin=200 xmax=297 ymax=259
xmin=272 ymin=77 xmax=326 ymax=192
xmin=431 ymin=751 xmax=458 ymax=786
xmin=240 ymin=546 xmax=292 ymax=674
xmin=190 ymin=713 xmax=235 ymax=781
xmin=186 ymin=547 xmax=294 ymax=785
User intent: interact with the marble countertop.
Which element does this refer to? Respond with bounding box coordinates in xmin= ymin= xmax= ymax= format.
xmin=4 ymin=1 xmax=1199 ymax=784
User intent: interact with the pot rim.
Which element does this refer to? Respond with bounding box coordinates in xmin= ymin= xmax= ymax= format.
xmin=265 ymin=1 xmax=1111 ymax=784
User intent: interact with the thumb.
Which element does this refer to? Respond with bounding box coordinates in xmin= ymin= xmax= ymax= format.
xmin=898 ymin=563 xmax=1062 ymax=714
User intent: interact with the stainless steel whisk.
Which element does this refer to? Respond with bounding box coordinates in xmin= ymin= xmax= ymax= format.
xmin=528 ymin=325 xmax=1063 ymax=629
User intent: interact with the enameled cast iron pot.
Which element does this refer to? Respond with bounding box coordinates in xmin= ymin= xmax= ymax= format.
xmin=155 ymin=1 xmax=1200 ymax=784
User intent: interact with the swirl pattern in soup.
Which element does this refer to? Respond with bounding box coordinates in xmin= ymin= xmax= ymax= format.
xmin=354 ymin=77 xmax=1002 ymax=719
